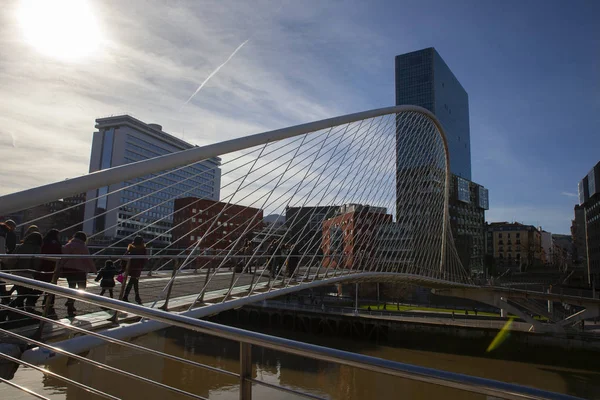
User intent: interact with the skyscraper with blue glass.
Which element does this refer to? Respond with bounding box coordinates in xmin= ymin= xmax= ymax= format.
xmin=395 ymin=47 xmax=471 ymax=180
xmin=395 ymin=48 xmax=488 ymax=276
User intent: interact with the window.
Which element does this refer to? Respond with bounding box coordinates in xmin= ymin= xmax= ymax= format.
xmin=498 ymin=233 xmax=502 ymax=238
xmin=192 ymin=217 xmax=196 ymax=222
xmin=192 ymin=208 xmax=197 ymax=213
xmin=190 ymin=235 xmax=195 ymax=241
xmin=516 ymin=233 xmax=520 ymax=238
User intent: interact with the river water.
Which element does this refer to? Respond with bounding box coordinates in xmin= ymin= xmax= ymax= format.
xmin=6 ymin=324 xmax=600 ymax=399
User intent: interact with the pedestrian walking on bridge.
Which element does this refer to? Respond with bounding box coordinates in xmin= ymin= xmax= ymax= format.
xmin=96 ymin=260 xmax=118 ymax=299
xmin=61 ymin=231 xmax=96 ymax=317
xmin=122 ymin=236 xmax=147 ymax=305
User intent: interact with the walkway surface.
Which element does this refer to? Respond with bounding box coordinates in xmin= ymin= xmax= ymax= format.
xmin=1 ymin=268 xmax=273 ymax=340
xmin=3 ymin=268 xmax=599 ymax=343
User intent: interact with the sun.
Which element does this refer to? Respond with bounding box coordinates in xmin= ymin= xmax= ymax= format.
xmin=17 ymin=0 xmax=103 ymax=61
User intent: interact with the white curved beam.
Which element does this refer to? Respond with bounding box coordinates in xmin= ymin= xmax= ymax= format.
xmin=0 ymin=105 xmax=449 ymax=216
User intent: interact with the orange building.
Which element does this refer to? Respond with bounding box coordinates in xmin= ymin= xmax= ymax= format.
xmin=321 ymin=204 xmax=392 ymax=269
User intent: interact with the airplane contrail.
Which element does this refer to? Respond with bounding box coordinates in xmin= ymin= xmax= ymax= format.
xmin=181 ymin=39 xmax=249 ymax=108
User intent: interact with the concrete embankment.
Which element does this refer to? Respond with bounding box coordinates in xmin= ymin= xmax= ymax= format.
xmin=208 ymin=304 xmax=600 ymax=369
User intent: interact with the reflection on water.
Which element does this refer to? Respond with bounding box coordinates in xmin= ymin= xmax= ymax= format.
xmin=6 ymin=325 xmax=600 ymax=399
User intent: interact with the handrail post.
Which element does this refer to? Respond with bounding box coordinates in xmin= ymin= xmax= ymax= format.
xmin=146 ymin=259 xmax=155 ymax=277
xmin=110 ymin=259 xmax=130 ymax=323
xmin=159 ymin=259 xmax=179 ymax=311
xmin=34 ymin=258 xmax=61 ymax=340
xmin=239 ymin=342 xmax=252 ymax=400
xmin=198 ymin=261 xmax=212 ymax=303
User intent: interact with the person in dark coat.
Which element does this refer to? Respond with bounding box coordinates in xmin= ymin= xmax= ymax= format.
xmin=37 ymin=229 xmax=62 ymax=283
xmin=22 ymin=225 xmax=40 ymax=242
xmin=122 ymin=236 xmax=147 ymax=304
xmin=7 ymin=232 xmax=43 ymax=311
xmin=0 ymin=220 xmax=18 ymax=305
xmin=0 ymin=222 xmax=9 ymax=254
xmin=0 ymin=223 xmax=10 ymax=304
xmin=242 ymin=239 xmax=254 ymax=274
xmin=30 ymin=229 xmax=62 ymax=309
xmin=95 ymin=260 xmax=118 ymax=298
xmin=267 ymin=240 xmax=282 ymax=278
xmin=286 ymin=242 xmax=301 ymax=278
xmin=4 ymin=220 xmax=17 ymax=254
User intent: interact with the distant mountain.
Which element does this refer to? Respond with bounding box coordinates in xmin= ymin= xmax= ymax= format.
xmin=553 ymin=234 xmax=572 ymax=251
xmin=264 ymin=214 xmax=285 ymax=224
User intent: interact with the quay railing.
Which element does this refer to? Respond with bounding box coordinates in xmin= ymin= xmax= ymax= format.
xmin=0 ymin=272 xmax=583 ymax=400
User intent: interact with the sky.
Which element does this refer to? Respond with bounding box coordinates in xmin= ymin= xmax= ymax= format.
xmin=0 ymin=0 xmax=598 ymax=234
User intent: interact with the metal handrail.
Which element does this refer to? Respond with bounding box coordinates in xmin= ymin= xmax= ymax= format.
xmin=0 ymin=272 xmax=581 ymax=400
xmin=0 ymin=328 xmax=207 ymax=400
xmin=0 ymin=304 xmax=238 ymax=378
xmin=0 ymin=351 xmax=119 ymax=399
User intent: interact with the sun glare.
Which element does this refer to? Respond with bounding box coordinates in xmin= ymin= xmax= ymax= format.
xmin=17 ymin=0 xmax=102 ymax=61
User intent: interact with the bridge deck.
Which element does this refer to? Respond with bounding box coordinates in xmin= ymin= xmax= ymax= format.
xmin=2 ymin=269 xmax=267 ymax=339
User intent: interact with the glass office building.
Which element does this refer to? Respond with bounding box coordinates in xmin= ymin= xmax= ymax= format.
xmin=395 ymin=48 xmax=488 ymax=276
xmin=83 ymin=115 xmax=221 ymax=246
xmin=578 ymin=161 xmax=600 ymax=286
xmin=395 ymin=47 xmax=471 ymax=180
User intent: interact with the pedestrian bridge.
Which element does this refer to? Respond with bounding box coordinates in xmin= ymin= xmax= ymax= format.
xmin=0 ymin=106 xmax=592 ymax=399
xmin=1 ymin=105 xmax=598 ymax=337
xmin=0 ymin=105 xmax=473 ymax=306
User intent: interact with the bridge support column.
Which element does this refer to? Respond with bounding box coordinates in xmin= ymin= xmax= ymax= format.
xmin=354 ymin=283 xmax=359 ymax=315
xmin=432 ymin=288 xmax=562 ymax=334
xmin=497 ymin=297 xmax=548 ymax=333
xmin=558 ymin=304 xmax=600 ymax=328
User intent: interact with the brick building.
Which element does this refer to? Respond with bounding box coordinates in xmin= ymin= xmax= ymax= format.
xmin=10 ymin=193 xmax=86 ymax=243
xmin=172 ymin=198 xmax=263 ymax=251
xmin=321 ymin=204 xmax=392 ymax=269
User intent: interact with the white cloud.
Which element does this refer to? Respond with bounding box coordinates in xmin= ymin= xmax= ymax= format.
xmin=0 ymin=1 xmax=377 ymax=196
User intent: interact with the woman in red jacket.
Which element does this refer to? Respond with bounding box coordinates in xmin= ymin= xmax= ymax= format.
xmin=122 ymin=236 xmax=147 ymax=305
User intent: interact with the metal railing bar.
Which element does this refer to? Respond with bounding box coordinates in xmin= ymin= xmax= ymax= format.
xmin=0 ymin=327 xmax=208 ymax=400
xmin=0 ymin=351 xmax=120 ymax=400
xmin=0 ymin=304 xmax=239 ymax=378
xmin=249 ymin=378 xmax=327 ymax=400
xmin=0 ymin=254 xmax=311 ymax=260
xmin=0 ymin=376 xmax=50 ymax=400
xmin=0 ymin=273 xmax=580 ymax=400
